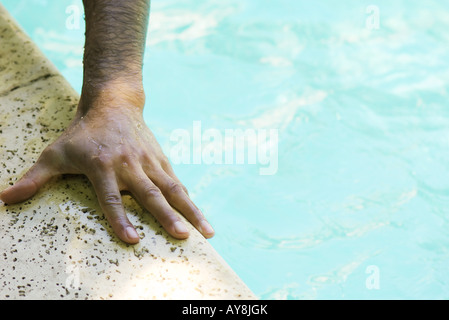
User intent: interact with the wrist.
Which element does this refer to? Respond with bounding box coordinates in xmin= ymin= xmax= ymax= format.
xmin=78 ymin=78 xmax=146 ymax=116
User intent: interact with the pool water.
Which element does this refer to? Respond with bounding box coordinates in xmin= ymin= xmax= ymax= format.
xmin=3 ymin=0 xmax=449 ymax=299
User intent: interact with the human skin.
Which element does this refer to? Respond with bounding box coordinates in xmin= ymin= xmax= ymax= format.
xmin=0 ymin=0 xmax=214 ymax=244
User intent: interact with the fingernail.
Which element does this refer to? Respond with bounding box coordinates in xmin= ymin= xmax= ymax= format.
xmin=174 ymin=221 xmax=189 ymax=235
xmin=200 ymin=220 xmax=214 ymax=236
xmin=126 ymin=226 xmax=139 ymax=241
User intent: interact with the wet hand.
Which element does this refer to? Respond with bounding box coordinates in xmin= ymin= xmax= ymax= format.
xmin=0 ymin=93 xmax=215 ymax=244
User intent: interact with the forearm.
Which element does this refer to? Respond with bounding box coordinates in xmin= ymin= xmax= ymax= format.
xmin=80 ymin=0 xmax=151 ymax=114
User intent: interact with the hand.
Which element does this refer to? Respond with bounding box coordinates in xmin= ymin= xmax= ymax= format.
xmin=0 ymin=90 xmax=215 ymax=244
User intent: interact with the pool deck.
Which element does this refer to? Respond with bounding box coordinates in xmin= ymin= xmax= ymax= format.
xmin=0 ymin=4 xmax=256 ymax=300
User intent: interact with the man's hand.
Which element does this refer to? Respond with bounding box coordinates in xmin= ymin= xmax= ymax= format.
xmin=0 ymin=89 xmax=214 ymax=244
xmin=0 ymin=0 xmax=214 ymax=244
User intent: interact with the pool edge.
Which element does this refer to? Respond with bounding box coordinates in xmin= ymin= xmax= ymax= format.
xmin=0 ymin=3 xmax=257 ymax=300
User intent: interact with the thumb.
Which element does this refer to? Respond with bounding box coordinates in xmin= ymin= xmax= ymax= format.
xmin=1 ymin=161 xmax=53 ymax=204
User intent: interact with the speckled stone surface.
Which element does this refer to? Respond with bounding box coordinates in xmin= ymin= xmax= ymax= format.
xmin=0 ymin=4 xmax=256 ymax=300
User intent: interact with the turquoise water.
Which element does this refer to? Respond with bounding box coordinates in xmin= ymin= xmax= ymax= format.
xmin=3 ymin=0 xmax=449 ymax=299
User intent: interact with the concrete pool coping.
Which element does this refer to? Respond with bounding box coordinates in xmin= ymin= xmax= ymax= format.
xmin=0 ymin=3 xmax=256 ymax=300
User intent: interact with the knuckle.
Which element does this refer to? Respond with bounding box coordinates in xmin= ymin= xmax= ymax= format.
xmin=142 ymin=184 xmax=163 ymax=198
xmin=119 ymin=151 xmax=137 ymax=164
xmin=103 ymin=193 xmax=122 ymax=207
xmin=141 ymin=158 xmax=159 ymax=174
xmin=160 ymin=155 xmax=171 ymax=167
xmin=92 ymin=154 xmax=112 ymax=169
xmin=167 ymin=182 xmax=184 ymax=195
